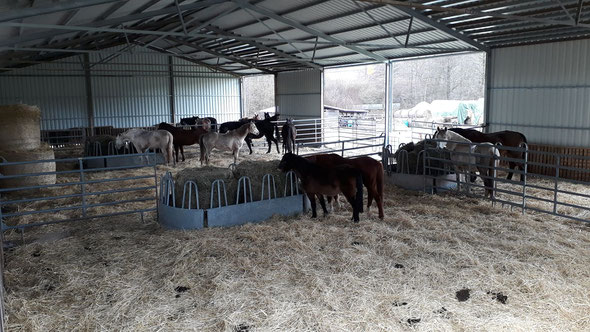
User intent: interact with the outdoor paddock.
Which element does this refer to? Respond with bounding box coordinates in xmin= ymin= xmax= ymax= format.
xmin=2 ymin=145 xmax=590 ymax=331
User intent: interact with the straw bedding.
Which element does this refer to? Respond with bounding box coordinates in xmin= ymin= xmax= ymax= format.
xmin=3 ymin=170 xmax=590 ymax=331
xmin=2 ymin=144 xmax=590 ymax=331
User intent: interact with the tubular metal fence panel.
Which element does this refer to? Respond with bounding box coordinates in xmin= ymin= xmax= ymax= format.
xmin=0 ymin=153 xmax=159 ymax=238
xmin=421 ymin=138 xmax=590 ymax=223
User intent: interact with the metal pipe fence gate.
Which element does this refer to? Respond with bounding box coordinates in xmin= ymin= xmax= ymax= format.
xmin=0 ymin=153 xmax=159 ymax=239
xmin=422 ymin=138 xmax=590 ymax=223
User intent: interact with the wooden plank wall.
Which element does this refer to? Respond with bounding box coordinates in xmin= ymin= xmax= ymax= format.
xmin=527 ymin=144 xmax=590 ymax=182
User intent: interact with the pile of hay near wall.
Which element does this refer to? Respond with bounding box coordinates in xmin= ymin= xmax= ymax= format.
xmin=0 ymin=104 xmax=56 ymax=188
xmin=0 ymin=104 xmax=42 ymax=150
xmin=2 ymin=181 xmax=590 ymax=331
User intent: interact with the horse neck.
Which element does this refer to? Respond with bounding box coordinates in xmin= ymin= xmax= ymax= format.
xmin=446 ymin=131 xmax=472 ymax=150
xmin=236 ymin=124 xmax=252 ymax=138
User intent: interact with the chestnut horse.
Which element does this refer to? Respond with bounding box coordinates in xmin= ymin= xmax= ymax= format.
xmin=157 ymin=120 xmax=210 ymax=162
xmin=279 ymin=153 xmax=364 ymax=222
xmin=306 ymin=153 xmax=384 ymax=219
xmin=180 ymin=116 xmax=218 ymax=132
xmin=449 ymin=128 xmax=527 ymax=181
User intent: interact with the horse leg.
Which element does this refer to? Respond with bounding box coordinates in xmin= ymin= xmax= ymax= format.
xmin=272 ymin=136 xmax=280 ymax=154
xmin=246 ymin=138 xmax=253 ymax=155
xmin=180 ymin=145 xmax=185 ymax=162
xmin=326 ymin=195 xmax=334 ymax=212
xmin=265 ymin=135 xmax=272 ymax=154
xmin=307 ymin=193 xmax=318 ymax=218
xmin=507 ymin=161 xmax=516 ymax=180
xmin=343 ymin=191 xmax=359 ymax=222
xmin=318 ymin=195 xmax=329 ymax=216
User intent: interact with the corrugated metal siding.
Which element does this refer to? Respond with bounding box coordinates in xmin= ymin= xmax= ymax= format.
xmin=0 ymin=57 xmax=87 ymax=130
xmin=276 ymin=69 xmax=322 ymax=119
xmin=172 ymin=57 xmax=241 ymax=123
xmin=489 ymin=39 xmax=590 ymax=147
xmin=0 ymin=46 xmax=241 ymax=130
xmin=90 ymin=46 xmax=171 ymax=128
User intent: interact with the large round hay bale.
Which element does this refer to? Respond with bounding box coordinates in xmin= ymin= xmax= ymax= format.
xmin=174 ymin=166 xmax=236 ymax=209
xmin=0 ymin=144 xmax=56 ymax=189
xmin=0 ymin=104 xmax=41 ymax=151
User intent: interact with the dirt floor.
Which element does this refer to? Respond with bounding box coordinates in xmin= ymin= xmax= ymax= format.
xmin=2 ymin=144 xmax=590 ymax=331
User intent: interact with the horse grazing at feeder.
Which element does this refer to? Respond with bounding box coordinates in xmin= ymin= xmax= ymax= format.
xmin=278 ymin=153 xmax=364 ymax=222
xmin=115 ymin=128 xmax=174 ymax=165
xmin=157 ymin=119 xmax=210 ymax=162
xmin=449 ymin=128 xmax=527 ymax=182
xmin=281 ymin=118 xmax=297 ymax=154
xmin=199 ymin=121 xmax=259 ymax=166
xmin=305 ymin=153 xmax=384 ymax=219
xmin=433 ymin=127 xmax=500 ymax=198
xmin=219 ymin=113 xmax=280 ymax=154
xmin=180 ymin=116 xmax=218 ymax=132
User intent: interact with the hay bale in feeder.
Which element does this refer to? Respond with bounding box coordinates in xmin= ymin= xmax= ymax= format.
xmin=234 ymin=160 xmax=287 ymax=201
xmin=85 ymin=135 xmax=115 ymax=156
xmin=0 ymin=144 xmax=56 ymax=189
xmin=0 ymin=104 xmax=42 ymax=151
xmin=173 ymin=166 xmax=236 ymax=209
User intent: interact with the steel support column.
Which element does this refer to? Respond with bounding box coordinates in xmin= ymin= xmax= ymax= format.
xmin=168 ymin=56 xmax=175 ymax=123
xmin=83 ymin=53 xmax=95 ymax=137
xmin=483 ymin=51 xmax=492 ymax=133
xmin=384 ymin=61 xmax=393 ymax=146
xmin=239 ymin=77 xmax=245 ymax=119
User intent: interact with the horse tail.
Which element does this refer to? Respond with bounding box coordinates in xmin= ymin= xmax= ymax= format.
xmin=199 ymin=135 xmax=205 ymax=162
xmin=376 ymin=161 xmax=384 ymax=202
xmin=167 ymin=132 xmax=174 ymax=165
xmin=355 ymin=172 xmax=364 ymax=214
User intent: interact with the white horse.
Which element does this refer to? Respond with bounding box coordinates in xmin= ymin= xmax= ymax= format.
xmin=199 ymin=121 xmax=259 ymax=166
xmin=115 ymin=128 xmax=174 ymax=165
xmin=433 ymin=127 xmax=499 ymax=197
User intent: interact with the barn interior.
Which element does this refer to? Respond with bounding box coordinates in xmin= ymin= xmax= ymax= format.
xmin=0 ymin=1 xmax=590 ymax=331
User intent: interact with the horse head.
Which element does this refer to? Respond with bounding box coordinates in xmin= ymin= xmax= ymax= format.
xmin=115 ymin=134 xmax=127 ymax=149
xmin=248 ymin=121 xmax=260 ymax=136
xmin=201 ymin=118 xmax=211 ymax=131
xmin=433 ymin=126 xmax=449 ymax=148
xmin=278 ymin=152 xmax=296 ymax=172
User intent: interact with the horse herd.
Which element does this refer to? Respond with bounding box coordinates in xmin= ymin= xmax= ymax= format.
xmin=114 ymin=117 xmax=526 ymax=223
xmin=114 ymin=113 xmax=297 ymax=165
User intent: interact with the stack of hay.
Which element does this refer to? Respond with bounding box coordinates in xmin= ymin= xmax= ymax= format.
xmin=173 ymin=160 xmax=287 ymax=209
xmin=394 ymin=140 xmax=451 ymax=175
xmin=0 ymin=104 xmax=56 ymax=188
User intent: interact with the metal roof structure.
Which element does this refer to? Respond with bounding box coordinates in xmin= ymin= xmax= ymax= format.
xmin=0 ymin=0 xmax=589 ymax=75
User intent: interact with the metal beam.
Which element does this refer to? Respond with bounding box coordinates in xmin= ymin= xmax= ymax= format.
xmin=168 ymin=56 xmax=175 ymax=123
xmin=576 ymin=0 xmax=585 ymax=24
xmin=231 ymin=0 xmax=387 ymax=62
xmin=360 ymin=0 xmax=590 ymax=30
xmin=83 ymin=53 xmax=95 ymax=137
xmin=373 ymin=2 xmax=489 ymax=52
xmin=0 ymin=0 xmax=122 ymax=23
xmin=0 ymin=0 xmax=226 ymax=47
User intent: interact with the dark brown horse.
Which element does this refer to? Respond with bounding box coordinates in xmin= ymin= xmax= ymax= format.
xmin=157 ymin=120 xmax=210 ymax=162
xmin=281 ymin=118 xmax=297 ymax=154
xmin=306 ymin=153 xmax=384 ymax=219
xmin=279 ymin=153 xmax=364 ymax=222
xmin=449 ymin=128 xmax=527 ymax=181
xmin=219 ymin=113 xmax=280 ymax=154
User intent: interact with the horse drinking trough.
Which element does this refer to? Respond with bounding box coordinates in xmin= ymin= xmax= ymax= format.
xmin=158 ymin=170 xmax=305 ymax=229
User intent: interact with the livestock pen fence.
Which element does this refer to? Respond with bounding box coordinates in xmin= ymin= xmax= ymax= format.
xmin=389 ymin=120 xmax=483 ymax=149
xmin=0 ymin=153 xmax=159 ymax=241
xmin=405 ymin=139 xmax=590 ymax=223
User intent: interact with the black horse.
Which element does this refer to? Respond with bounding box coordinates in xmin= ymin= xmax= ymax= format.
xmin=281 ymin=118 xmax=297 ymax=154
xmin=180 ymin=116 xmax=218 ymax=132
xmin=219 ymin=113 xmax=280 ymax=154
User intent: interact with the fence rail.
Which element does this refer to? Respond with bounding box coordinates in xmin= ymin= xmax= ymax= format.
xmin=419 ymin=138 xmax=590 ymax=223
xmin=0 ymin=152 xmax=159 ymax=237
